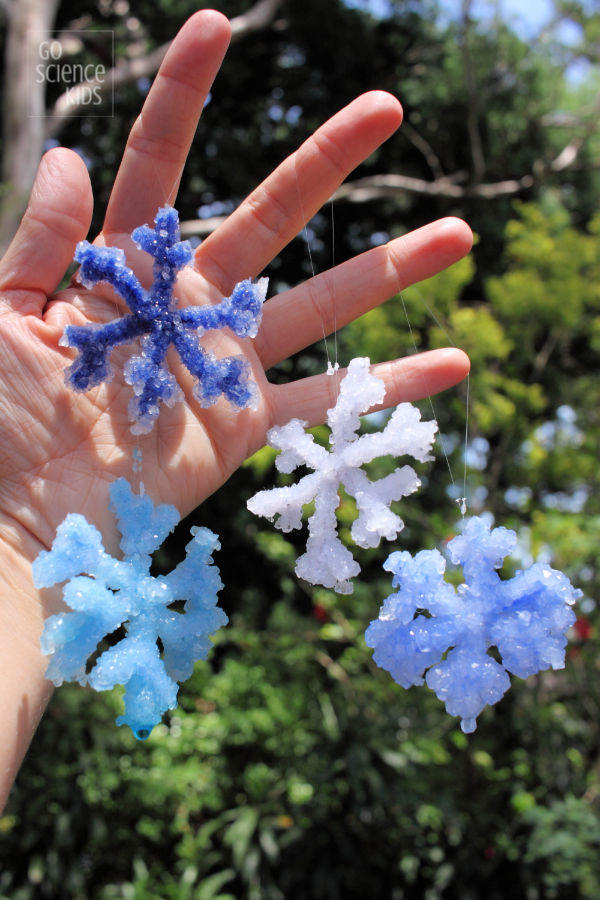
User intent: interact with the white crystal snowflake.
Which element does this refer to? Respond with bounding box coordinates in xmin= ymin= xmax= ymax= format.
xmin=247 ymin=357 xmax=438 ymax=593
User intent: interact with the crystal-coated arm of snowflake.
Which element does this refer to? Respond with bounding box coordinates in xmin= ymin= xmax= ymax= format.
xmin=32 ymin=478 xmax=227 ymax=740
xmin=61 ymin=204 xmax=268 ymax=434
xmin=365 ymin=515 xmax=581 ymax=733
xmin=247 ymin=357 xmax=438 ymax=594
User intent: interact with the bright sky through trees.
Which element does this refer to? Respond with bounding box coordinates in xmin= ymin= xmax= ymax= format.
xmin=344 ymin=0 xmax=558 ymax=37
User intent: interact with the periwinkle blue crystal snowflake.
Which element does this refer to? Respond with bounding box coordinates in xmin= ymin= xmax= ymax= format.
xmin=365 ymin=515 xmax=580 ymax=733
xmin=32 ymin=478 xmax=227 ymax=740
xmin=62 ymin=204 xmax=268 ymax=433
xmin=247 ymin=357 xmax=438 ymax=593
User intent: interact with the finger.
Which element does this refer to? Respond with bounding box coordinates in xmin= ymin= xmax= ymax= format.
xmin=103 ymin=10 xmax=231 ymax=237
xmin=270 ymin=349 xmax=470 ymax=429
xmin=255 ymin=217 xmax=473 ymax=370
xmin=195 ymin=91 xmax=403 ymax=292
xmin=0 ymin=148 xmax=93 ymax=317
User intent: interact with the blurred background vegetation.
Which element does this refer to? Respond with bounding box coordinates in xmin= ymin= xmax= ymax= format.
xmin=1 ymin=0 xmax=600 ymax=897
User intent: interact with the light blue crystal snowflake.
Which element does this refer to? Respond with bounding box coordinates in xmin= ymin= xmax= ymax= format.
xmin=62 ymin=204 xmax=268 ymax=433
xmin=365 ymin=515 xmax=580 ymax=733
xmin=32 ymin=479 xmax=227 ymax=740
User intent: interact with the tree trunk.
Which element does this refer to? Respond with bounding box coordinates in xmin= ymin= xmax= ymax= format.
xmin=0 ymin=0 xmax=60 ymax=254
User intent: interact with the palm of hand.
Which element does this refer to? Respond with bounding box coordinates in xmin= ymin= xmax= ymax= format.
xmin=0 ymin=275 xmax=274 ymax=552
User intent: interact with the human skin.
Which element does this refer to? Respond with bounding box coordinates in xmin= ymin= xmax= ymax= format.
xmin=0 ymin=9 xmax=471 ymax=809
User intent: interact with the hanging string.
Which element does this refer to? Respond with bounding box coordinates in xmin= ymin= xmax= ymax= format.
xmin=462 ymin=372 xmax=470 ymax=514
xmin=329 ymin=197 xmax=339 ymax=374
xmin=293 ymin=167 xmax=469 ymax=517
xmin=408 ymin=292 xmax=471 ymax=508
xmin=125 ymin=152 xmax=176 ymax=492
xmin=400 ymin=292 xmax=469 ymax=518
xmin=132 ymin=447 xmax=144 ymax=495
xmin=294 ymin=164 xmax=335 ymax=376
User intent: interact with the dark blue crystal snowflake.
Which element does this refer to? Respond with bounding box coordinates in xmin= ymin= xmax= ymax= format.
xmin=62 ymin=205 xmax=267 ymax=433
xmin=366 ymin=516 xmax=580 ymax=733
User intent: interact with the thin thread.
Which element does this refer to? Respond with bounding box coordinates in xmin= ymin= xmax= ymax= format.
xmin=330 ymin=198 xmax=338 ymax=370
xmin=417 ymin=295 xmax=449 ymax=334
xmin=418 ymin=298 xmax=470 ymax=513
xmin=146 ymin=108 xmax=180 ymax=210
xmin=294 ymin=162 xmax=333 ymax=373
xmin=462 ymin=372 xmax=470 ymax=507
xmin=117 ymin=151 xmax=175 ymax=484
xmin=400 ymin=292 xmax=468 ymax=516
xmin=132 ymin=446 xmax=144 ymax=495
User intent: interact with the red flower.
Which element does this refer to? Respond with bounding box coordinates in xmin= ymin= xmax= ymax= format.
xmin=573 ymin=616 xmax=592 ymax=641
xmin=313 ymin=603 xmax=328 ymax=623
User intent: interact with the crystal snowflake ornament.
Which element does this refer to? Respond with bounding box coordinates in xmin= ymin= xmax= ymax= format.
xmin=32 ymin=478 xmax=227 ymax=740
xmin=247 ymin=357 xmax=438 ymax=593
xmin=62 ymin=204 xmax=268 ymax=433
xmin=365 ymin=515 xmax=580 ymax=732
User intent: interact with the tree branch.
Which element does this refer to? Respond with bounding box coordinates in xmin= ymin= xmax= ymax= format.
xmin=178 ymin=172 xmax=537 ymax=239
xmin=44 ymin=0 xmax=284 ymax=139
xmin=332 ymin=172 xmax=535 ymax=202
xmin=180 ymin=216 xmax=228 ymax=238
xmin=230 ymin=0 xmax=284 ymax=39
xmin=331 ymin=125 xmax=595 ymax=205
xmin=401 ymin=119 xmax=447 ymax=181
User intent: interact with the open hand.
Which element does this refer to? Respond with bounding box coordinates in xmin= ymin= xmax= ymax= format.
xmin=0 ymin=9 xmax=471 ymax=801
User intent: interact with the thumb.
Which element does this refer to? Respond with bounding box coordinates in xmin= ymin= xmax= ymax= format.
xmin=0 ymin=147 xmax=93 ymax=314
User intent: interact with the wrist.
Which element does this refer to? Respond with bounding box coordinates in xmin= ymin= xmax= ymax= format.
xmin=0 ymin=524 xmax=59 ymax=810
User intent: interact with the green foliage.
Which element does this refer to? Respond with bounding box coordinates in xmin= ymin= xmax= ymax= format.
xmin=522 ymin=794 xmax=600 ymax=898
xmin=4 ymin=594 xmax=600 ymax=899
